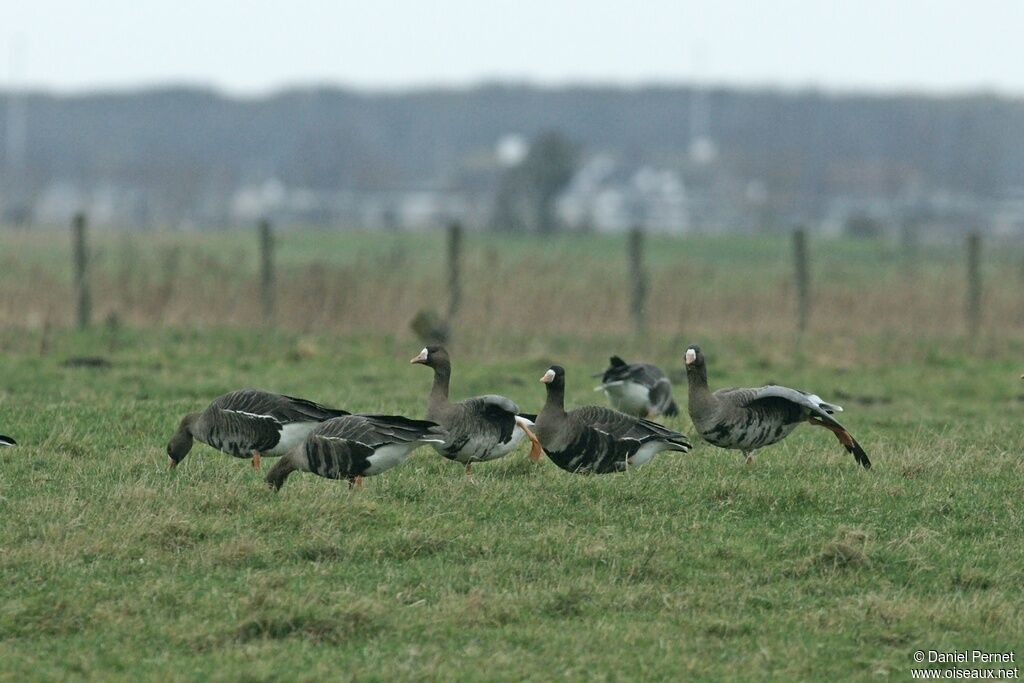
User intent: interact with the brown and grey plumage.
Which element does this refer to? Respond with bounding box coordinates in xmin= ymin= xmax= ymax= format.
xmin=683 ymin=345 xmax=870 ymax=468
xmin=593 ymin=355 xmax=679 ymax=418
xmin=535 ymin=365 xmax=691 ymax=474
xmin=411 ymin=346 xmax=542 ymax=474
xmin=167 ymin=389 xmax=349 ymax=469
xmin=0 ymin=434 xmax=15 ymax=447
xmin=266 ymin=414 xmax=446 ymax=490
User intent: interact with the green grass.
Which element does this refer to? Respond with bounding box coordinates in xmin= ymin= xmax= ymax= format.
xmin=1 ymin=327 xmax=1022 ymax=681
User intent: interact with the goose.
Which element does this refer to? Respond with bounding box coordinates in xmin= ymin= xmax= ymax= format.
xmin=410 ymin=346 xmax=542 ymax=474
xmin=593 ymin=355 xmax=679 ymax=418
xmin=683 ymin=345 xmax=870 ymax=468
xmin=265 ymin=414 xmax=446 ymax=490
xmin=534 ymin=365 xmax=692 ymax=474
xmin=0 ymin=434 xmax=15 ymax=447
xmin=167 ymin=389 xmax=349 ymax=470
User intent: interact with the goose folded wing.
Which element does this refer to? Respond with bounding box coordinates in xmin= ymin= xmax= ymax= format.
xmin=213 ymin=389 xmax=348 ymax=423
xmin=273 ymin=394 xmax=349 ymax=422
xmin=210 ymin=408 xmax=283 ymax=451
xmin=571 ymin=406 xmax=686 ymax=446
xmin=346 ymin=414 xmax=448 ymax=445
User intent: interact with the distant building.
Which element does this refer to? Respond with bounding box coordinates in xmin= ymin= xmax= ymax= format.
xmin=557 ymin=156 xmax=690 ymax=234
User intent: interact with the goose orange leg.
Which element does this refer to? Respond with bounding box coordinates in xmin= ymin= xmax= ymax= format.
xmin=807 ymin=416 xmax=871 ymax=468
xmin=808 ymin=416 xmax=854 ymax=447
xmin=347 ymin=475 xmax=363 ymax=489
xmin=516 ymin=418 xmax=544 ymax=463
xmin=464 ymin=462 xmax=473 ymax=476
xmin=251 ymin=452 xmax=262 ymax=470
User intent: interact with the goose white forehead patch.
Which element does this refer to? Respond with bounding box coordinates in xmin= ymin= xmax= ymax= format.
xmin=685 ymin=349 xmax=697 ymax=364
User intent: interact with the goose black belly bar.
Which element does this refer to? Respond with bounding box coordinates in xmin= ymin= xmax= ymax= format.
xmin=266 ymin=414 xmax=447 ymax=490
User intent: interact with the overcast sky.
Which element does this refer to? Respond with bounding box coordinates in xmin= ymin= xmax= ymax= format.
xmin=4 ymin=0 xmax=1023 ymax=95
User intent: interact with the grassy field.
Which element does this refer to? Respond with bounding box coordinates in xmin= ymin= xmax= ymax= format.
xmin=2 ymin=228 xmax=1024 ymax=340
xmin=1 ymin=320 xmax=1022 ymax=680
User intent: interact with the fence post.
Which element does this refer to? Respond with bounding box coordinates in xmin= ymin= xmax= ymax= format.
xmin=258 ymin=219 xmax=275 ymax=324
xmin=71 ymin=212 xmax=91 ymax=330
xmin=793 ymin=228 xmax=809 ymax=335
xmin=446 ymin=221 xmax=463 ymax=322
xmin=966 ymin=232 xmax=981 ymax=330
xmin=628 ymin=226 xmax=648 ymax=336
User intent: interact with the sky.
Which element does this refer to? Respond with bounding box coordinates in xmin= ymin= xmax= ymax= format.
xmin=3 ymin=0 xmax=1024 ymax=96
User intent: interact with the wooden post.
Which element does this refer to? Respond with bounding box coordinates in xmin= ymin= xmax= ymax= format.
xmin=628 ymin=227 xmax=648 ymax=336
xmin=966 ymin=232 xmax=981 ymax=330
xmin=258 ymin=219 xmax=275 ymax=324
xmin=446 ymin=221 xmax=463 ymax=321
xmin=793 ymin=228 xmax=809 ymax=334
xmin=71 ymin=212 xmax=91 ymax=330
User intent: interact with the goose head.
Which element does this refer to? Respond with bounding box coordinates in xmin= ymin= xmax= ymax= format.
xmin=410 ymin=345 xmax=450 ymax=370
xmin=683 ymin=345 xmax=705 ymax=369
xmin=166 ymin=413 xmax=198 ymax=469
xmin=540 ymin=365 xmax=566 ymax=391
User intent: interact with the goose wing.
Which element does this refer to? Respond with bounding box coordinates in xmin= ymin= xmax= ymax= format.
xmin=594 ymin=358 xmax=666 ymax=390
xmin=0 ymin=434 xmax=15 ymax=447
xmin=201 ymin=404 xmax=283 ymax=453
xmin=302 ymin=415 xmax=445 ymax=479
xmin=726 ymin=385 xmax=843 ymax=418
xmin=646 ymin=376 xmax=677 ymax=416
xmin=212 ymin=389 xmax=348 ymax=424
xmin=458 ymin=394 xmax=520 ymax=444
xmin=571 ymin=406 xmax=690 ymax=450
xmin=314 ymin=414 xmax=447 ymax=447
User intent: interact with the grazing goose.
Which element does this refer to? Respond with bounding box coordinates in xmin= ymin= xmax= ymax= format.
xmin=167 ymin=389 xmax=349 ymax=470
xmin=535 ymin=365 xmax=692 ymax=474
xmin=683 ymin=345 xmax=870 ymax=468
xmin=593 ymin=355 xmax=679 ymax=418
xmin=411 ymin=346 xmax=542 ymax=474
xmin=266 ymin=414 xmax=446 ymax=490
xmin=0 ymin=434 xmax=15 ymax=447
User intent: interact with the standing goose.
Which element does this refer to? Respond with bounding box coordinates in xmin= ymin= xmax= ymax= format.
xmin=167 ymin=389 xmax=349 ymax=469
xmin=593 ymin=355 xmax=679 ymax=418
xmin=683 ymin=345 xmax=870 ymax=468
xmin=535 ymin=365 xmax=691 ymax=474
xmin=266 ymin=414 xmax=446 ymax=490
xmin=0 ymin=434 xmax=15 ymax=447
xmin=410 ymin=346 xmax=542 ymax=474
